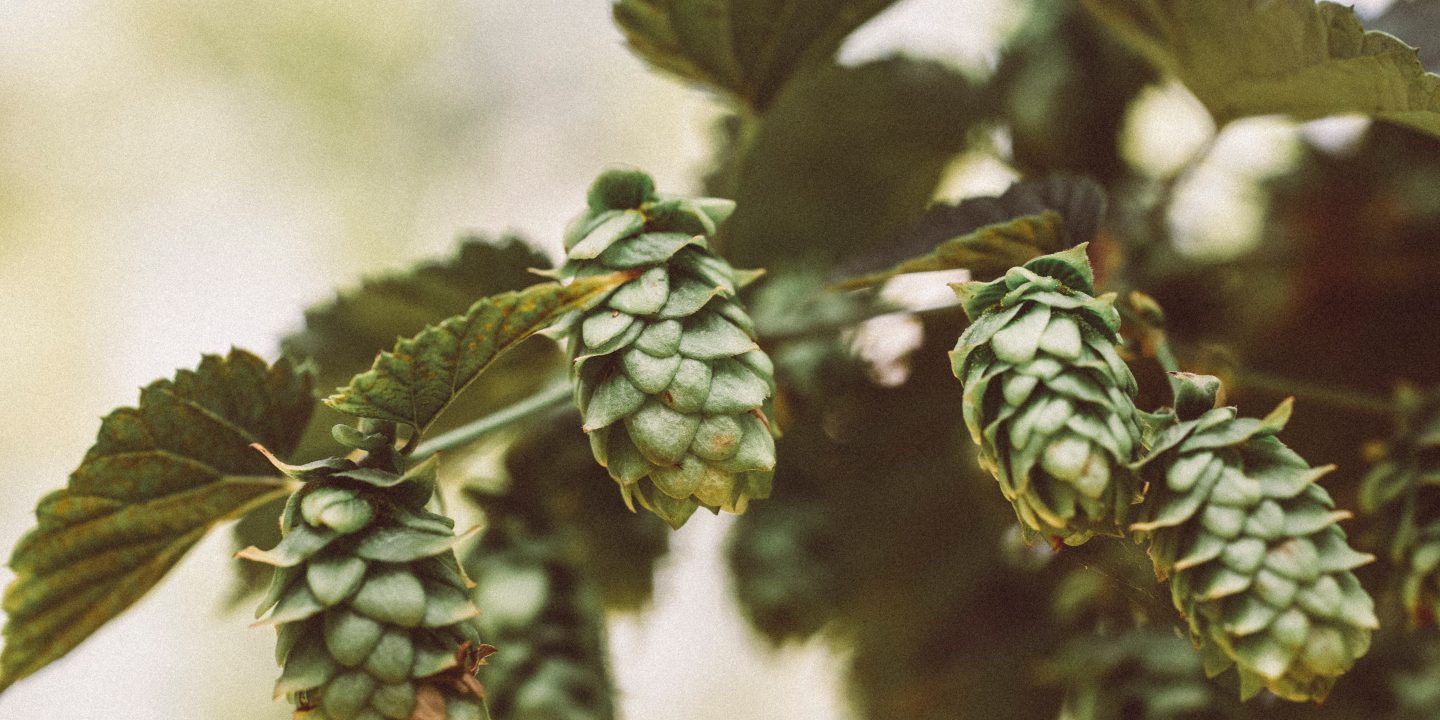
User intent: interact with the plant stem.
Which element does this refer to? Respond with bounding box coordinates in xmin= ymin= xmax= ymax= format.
xmin=758 ymin=302 xmax=962 ymax=346
xmin=1226 ymin=368 xmax=1396 ymax=417
xmin=411 ymin=379 xmax=572 ymax=461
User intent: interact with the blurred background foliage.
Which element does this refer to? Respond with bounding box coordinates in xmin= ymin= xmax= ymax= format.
xmin=4 ymin=0 xmax=1440 ymax=719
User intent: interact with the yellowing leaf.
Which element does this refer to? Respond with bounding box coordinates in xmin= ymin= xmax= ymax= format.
xmin=1 ymin=349 xmax=313 ymax=693
xmin=833 ymin=211 xmax=1068 ymax=290
xmin=613 ymin=0 xmax=900 ymax=110
xmin=324 ymin=275 xmax=633 ymax=433
xmin=1083 ymin=0 xmax=1440 ymax=137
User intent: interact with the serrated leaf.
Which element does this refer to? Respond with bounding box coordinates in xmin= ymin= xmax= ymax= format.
xmin=1 ymin=349 xmax=313 ymax=693
xmin=612 ymin=0 xmax=900 ymax=110
xmin=1083 ymin=0 xmax=1440 ymax=137
xmin=841 ymin=175 xmax=1107 ymax=283
xmin=834 ymin=211 xmax=1068 ymax=290
xmin=325 ymin=274 xmax=633 ymax=433
xmin=724 ymin=59 xmax=977 ymax=268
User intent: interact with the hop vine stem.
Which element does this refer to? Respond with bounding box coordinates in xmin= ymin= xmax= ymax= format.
xmin=411 ymin=379 xmax=575 ymax=461
xmin=408 ymin=303 xmax=967 ymax=461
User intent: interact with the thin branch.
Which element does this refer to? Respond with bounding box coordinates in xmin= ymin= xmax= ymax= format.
xmin=411 ymin=380 xmax=573 ymax=461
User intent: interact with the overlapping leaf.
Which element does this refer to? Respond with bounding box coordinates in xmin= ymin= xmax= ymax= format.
xmin=613 ymin=0 xmax=900 ymax=110
xmin=833 ymin=211 xmax=1067 ymax=290
xmin=1 ymin=349 xmax=313 ymax=693
xmin=284 ymin=236 xmax=554 ymax=395
xmin=723 ymin=58 xmax=977 ymax=268
xmin=325 ymin=274 xmax=633 ymax=433
xmin=1082 ymin=0 xmax=1440 ymax=137
xmin=223 ymin=238 xmax=562 ymax=607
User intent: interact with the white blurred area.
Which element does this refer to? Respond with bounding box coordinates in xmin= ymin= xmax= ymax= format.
xmin=0 ymin=1 xmax=1018 ymax=719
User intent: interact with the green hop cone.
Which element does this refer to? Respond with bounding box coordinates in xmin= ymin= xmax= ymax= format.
xmin=949 ymin=243 xmax=1143 ymax=544
xmin=241 ymin=424 xmax=490 ymax=720
xmin=562 ymin=168 xmax=776 ymax=528
xmin=1133 ymin=375 xmax=1378 ymax=702
xmin=1359 ymin=388 xmax=1440 ymax=627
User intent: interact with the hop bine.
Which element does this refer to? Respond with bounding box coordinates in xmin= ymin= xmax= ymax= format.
xmin=949 ymin=243 xmax=1143 ymax=544
xmin=560 ymin=168 xmax=776 ymax=528
xmin=240 ymin=421 xmax=491 ymax=720
xmin=1133 ymin=374 xmax=1377 ymax=702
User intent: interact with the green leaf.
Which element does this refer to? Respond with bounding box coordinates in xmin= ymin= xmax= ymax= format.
xmin=224 ymin=238 xmax=560 ymax=607
xmin=324 ymin=274 xmax=635 ymax=433
xmin=834 ymin=211 xmax=1068 ymax=290
xmin=1 ymin=349 xmax=313 ymax=693
xmin=1083 ymin=0 xmax=1440 ymax=137
xmin=612 ymin=0 xmax=901 ymax=110
xmin=282 ymin=236 xmax=559 ymax=414
xmin=723 ymin=59 xmax=977 ymax=269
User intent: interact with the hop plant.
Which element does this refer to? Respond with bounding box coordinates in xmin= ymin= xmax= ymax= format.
xmin=241 ymin=422 xmax=490 ymax=720
xmin=1132 ymin=374 xmax=1378 ymax=702
xmin=561 ymin=168 xmax=777 ymax=528
xmin=949 ymin=243 xmax=1143 ymax=544
xmin=1359 ymin=388 xmax=1440 ymax=627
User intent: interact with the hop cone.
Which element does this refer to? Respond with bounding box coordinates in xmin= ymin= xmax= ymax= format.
xmin=1359 ymin=388 xmax=1440 ymax=627
xmin=562 ymin=168 xmax=776 ymax=528
xmin=949 ymin=243 xmax=1143 ymax=543
xmin=1133 ymin=374 xmax=1378 ymax=702
xmin=241 ymin=424 xmax=489 ymax=720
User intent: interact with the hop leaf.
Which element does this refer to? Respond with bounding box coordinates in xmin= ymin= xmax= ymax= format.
xmin=1133 ymin=375 xmax=1378 ymax=702
xmin=325 ymin=273 xmax=633 ymax=434
xmin=1 ymin=349 xmax=313 ymax=695
xmin=563 ymin=168 xmax=776 ymax=528
xmin=1082 ymin=0 xmax=1440 ymax=138
xmin=949 ymin=244 xmax=1144 ymax=544
xmin=612 ymin=0 xmax=901 ymax=110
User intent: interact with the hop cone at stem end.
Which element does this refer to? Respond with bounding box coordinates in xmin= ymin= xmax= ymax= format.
xmin=1133 ymin=384 xmax=1377 ymax=703
xmin=564 ymin=168 xmax=776 ymax=529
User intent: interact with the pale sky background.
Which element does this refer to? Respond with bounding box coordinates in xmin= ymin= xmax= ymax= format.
xmin=0 ymin=0 xmax=1406 ymax=718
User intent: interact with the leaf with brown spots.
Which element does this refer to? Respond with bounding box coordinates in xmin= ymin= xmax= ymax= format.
xmin=324 ymin=275 xmax=633 ymax=434
xmin=0 ymin=349 xmax=313 ymax=694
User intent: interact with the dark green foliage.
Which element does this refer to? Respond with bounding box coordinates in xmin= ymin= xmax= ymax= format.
xmin=722 ymin=59 xmax=978 ymax=269
xmin=837 ymin=175 xmax=1107 ymax=287
xmin=612 ymin=0 xmax=901 ymax=110
xmin=459 ymin=411 xmax=671 ymax=719
xmin=1360 ymin=388 xmax=1440 ymax=627
xmin=1049 ymin=628 xmax=1226 ymax=720
xmin=2 ymin=349 xmax=313 ymax=694
xmin=997 ymin=0 xmax=1157 ymax=182
xmin=729 ymin=311 xmax=1069 ymax=719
